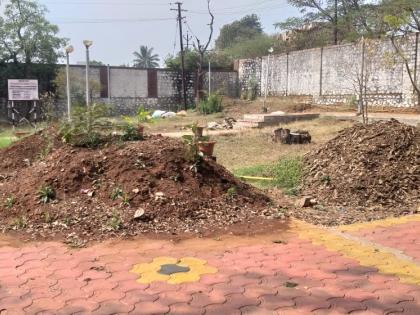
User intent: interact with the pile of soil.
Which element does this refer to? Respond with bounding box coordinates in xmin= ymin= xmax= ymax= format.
xmin=299 ymin=119 xmax=419 ymax=225
xmin=0 ymin=129 xmax=282 ymax=245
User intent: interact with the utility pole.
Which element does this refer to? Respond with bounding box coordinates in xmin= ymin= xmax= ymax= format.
xmin=171 ymin=2 xmax=188 ymax=110
xmin=334 ymin=0 xmax=338 ymax=45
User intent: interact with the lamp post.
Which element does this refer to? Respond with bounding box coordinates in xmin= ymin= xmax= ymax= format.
xmin=83 ymin=40 xmax=93 ymax=108
xmin=65 ymin=45 xmax=74 ymax=120
xmin=263 ymin=47 xmax=274 ymax=112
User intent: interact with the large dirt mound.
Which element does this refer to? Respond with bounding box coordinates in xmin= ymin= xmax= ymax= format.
xmin=300 ymin=119 xmax=419 ymax=224
xmin=0 ymin=130 xmax=281 ymax=245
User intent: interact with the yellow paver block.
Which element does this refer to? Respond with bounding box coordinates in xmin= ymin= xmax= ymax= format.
xmin=337 ymin=214 xmax=420 ymax=232
xmin=130 ymin=256 xmax=218 ymax=284
xmin=292 ymin=220 xmax=420 ymax=285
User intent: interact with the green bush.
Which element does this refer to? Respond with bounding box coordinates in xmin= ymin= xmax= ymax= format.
xmin=198 ymin=93 xmax=223 ymax=115
xmin=59 ymin=103 xmax=111 ymax=148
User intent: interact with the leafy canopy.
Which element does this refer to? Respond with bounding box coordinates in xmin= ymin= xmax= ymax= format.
xmin=0 ymin=0 xmax=66 ymax=64
xmin=215 ymin=14 xmax=263 ymax=50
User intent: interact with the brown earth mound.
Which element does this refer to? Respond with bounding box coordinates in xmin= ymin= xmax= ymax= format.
xmin=299 ymin=119 xmax=419 ymax=225
xmin=0 ymin=130 xmax=282 ymax=245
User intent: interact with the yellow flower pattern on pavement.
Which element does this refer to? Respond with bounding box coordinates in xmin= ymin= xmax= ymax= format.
xmin=130 ymin=256 xmax=217 ymax=284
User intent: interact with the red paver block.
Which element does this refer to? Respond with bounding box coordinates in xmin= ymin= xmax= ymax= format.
xmin=130 ymin=301 xmax=170 ymax=315
xmin=169 ymin=302 xmax=205 ymax=315
xmin=350 ymin=221 xmax=420 ymax=262
xmin=189 ymin=291 xmax=226 ymax=308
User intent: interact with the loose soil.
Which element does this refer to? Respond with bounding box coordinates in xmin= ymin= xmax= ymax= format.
xmin=0 ymin=129 xmax=283 ymax=245
xmin=298 ymin=119 xmax=419 ymax=225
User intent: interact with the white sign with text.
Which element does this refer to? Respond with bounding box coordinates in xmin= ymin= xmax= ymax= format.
xmin=8 ymin=79 xmax=39 ymax=101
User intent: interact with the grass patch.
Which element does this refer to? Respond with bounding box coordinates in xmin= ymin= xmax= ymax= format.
xmin=0 ymin=137 xmax=13 ymax=148
xmin=234 ymin=156 xmax=303 ymax=194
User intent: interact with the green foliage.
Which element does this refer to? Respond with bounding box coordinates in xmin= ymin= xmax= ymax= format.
xmin=0 ymin=137 xmax=13 ymax=149
xmin=215 ymin=14 xmax=263 ymax=50
xmin=4 ymin=196 xmax=15 ymax=209
xmin=198 ymin=93 xmax=223 ymax=115
xmin=223 ymin=34 xmax=278 ymax=59
xmin=59 ymin=103 xmax=111 ymax=148
xmin=54 ymin=68 xmax=101 ymax=105
xmin=0 ymin=0 xmax=67 ymax=98
xmin=38 ymin=185 xmax=56 ymax=204
xmin=242 ymin=75 xmax=259 ymax=101
xmin=133 ymin=45 xmax=160 ymax=68
xmin=12 ymin=216 xmax=28 ymax=229
xmin=110 ymin=186 xmax=124 ymax=201
xmin=234 ymin=157 xmax=303 ymax=194
xmin=107 ymin=210 xmax=123 ymax=231
xmin=121 ymin=106 xmax=154 ymax=141
xmin=165 ymin=49 xmax=233 ymax=72
xmin=271 ymin=157 xmax=302 ymax=195
xmin=121 ymin=124 xmax=141 ymax=141
xmin=226 ymin=186 xmax=237 ymax=198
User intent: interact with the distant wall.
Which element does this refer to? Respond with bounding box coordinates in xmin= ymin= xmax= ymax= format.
xmin=0 ymin=65 xmax=238 ymax=120
xmin=238 ymin=34 xmax=420 ymax=108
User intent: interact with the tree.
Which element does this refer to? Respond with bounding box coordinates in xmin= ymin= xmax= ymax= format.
xmin=90 ymin=60 xmax=105 ymax=66
xmin=215 ymin=14 xmax=263 ymax=49
xmin=383 ymin=0 xmax=420 ymax=107
xmin=191 ymin=0 xmax=215 ymax=104
xmin=0 ymin=0 xmax=66 ymax=66
xmin=275 ymin=1 xmax=385 ymax=46
xmin=53 ymin=67 xmax=101 ymax=106
xmin=0 ymin=0 xmax=67 ymax=97
xmin=133 ymin=46 xmax=160 ymax=68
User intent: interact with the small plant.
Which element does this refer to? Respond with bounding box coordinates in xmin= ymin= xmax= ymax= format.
xmin=12 ymin=216 xmax=28 ymax=229
xmin=198 ymin=92 xmax=223 ymax=115
xmin=121 ymin=124 xmax=141 ymax=141
xmin=226 ymin=186 xmax=237 ymax=198
xmin=110 ymin=186 xmax=124 ymax=201
xmin=320 ymin=175 xmax=331 ymax=185
xmin=38 ymin=185 xmax=56 ymax=204
xmin=121 ymin=106 xmax=154 ymax=140
xmin=121 ymin=194 xmax=130 ymax=207
xmin=108 ymin=210 xmax=123 ymax=231
xmin=4 ymin=196 xmax=15 ymax=209
xmin=43 ymin=211 xmax=53 ymax=224
xmin=59 ymin=103 xmax=111 ymax=148
xmin=39 ymin=134 xmax=53 ymax=159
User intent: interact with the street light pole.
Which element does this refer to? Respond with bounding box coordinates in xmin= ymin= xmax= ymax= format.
xmin=208 ymin=59 xmax=211 ymax=95
xmin=65 ymin=45 xmax=74 ymax=121
xmin=83 ymin=40 xmax=93 ymax=108
xmin=263 ymin=47 xmax=274 ymax=112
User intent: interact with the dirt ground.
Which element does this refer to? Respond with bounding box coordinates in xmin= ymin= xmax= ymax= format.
xmin=213 ymin=117 xmax=354 ymax=170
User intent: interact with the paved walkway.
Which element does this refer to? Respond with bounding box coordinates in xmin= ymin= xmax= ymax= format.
xmin=0 ymin=215 xmax=420 ymax=314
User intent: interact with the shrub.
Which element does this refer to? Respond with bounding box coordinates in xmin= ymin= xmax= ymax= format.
xmin=38 ymin=185 xmax=56 ymax=204
xmin=198 ymin=92 xmax=223 ymax=115
xmin=59 ymin=103 xmax=111 ymax=148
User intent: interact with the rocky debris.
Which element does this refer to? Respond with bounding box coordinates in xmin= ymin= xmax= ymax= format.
xmin=0 ymin=130 xmax=282 ymax=243
xmin=301 ymin=119 xmax=419 ymax=223
xmin=272 ymin=128 xmax=311 ymax=144
xmin=207 ymin=118 xmax=237 ymax=130
xmin=298 ymin=196 xmax=317 ymax=208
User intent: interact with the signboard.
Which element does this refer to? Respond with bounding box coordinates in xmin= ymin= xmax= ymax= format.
xmin=8 ymin=79 xmax=39 ymax=101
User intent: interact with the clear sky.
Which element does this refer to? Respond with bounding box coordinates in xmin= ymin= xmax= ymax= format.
xmin=2 ymin=0 xmax=299 ymax=66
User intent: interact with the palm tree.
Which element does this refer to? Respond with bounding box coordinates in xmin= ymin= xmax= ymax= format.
xmin=133 ymin=46 xmax=160 ymax=68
